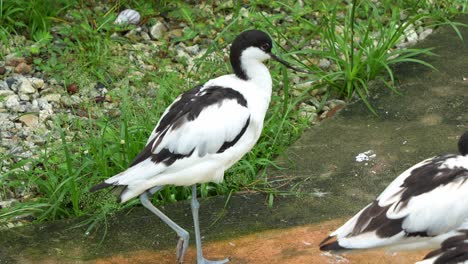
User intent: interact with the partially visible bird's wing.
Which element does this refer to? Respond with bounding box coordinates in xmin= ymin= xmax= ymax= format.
xmin=417 ymin=221 xmax=468 ymax=264
xmin=90 ymin=84 xmax=251 ymax=198
xmin=320 ymin=154 xmax=468 ymax=251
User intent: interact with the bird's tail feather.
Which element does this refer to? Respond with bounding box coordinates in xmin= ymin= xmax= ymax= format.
xmin=89 ymin=182 xmax=113 ymax=192
xmin=90 ymin=180 xmax=128 ymax=203
xmin=320 ymin=236 xmax=349 ymax=252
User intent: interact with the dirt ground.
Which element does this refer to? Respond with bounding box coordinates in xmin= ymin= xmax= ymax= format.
xmin=92 ymin=219 xmax=427 ymax=264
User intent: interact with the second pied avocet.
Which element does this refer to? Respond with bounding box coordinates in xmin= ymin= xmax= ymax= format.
xmin=320 ymin=131 xmax=468 ymax=261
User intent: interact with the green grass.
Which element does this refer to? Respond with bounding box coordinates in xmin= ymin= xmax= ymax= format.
xmin=1 ymin=0 xmax=467 ymax=228
xmin=0 ymin=0 xmax=73 ymax=38
xmin=274 ymin=0 xmax=467 ymax=114
xmin=305 ymin=0 xmax=437 ymax=114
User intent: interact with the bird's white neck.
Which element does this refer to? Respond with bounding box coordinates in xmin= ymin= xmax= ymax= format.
xmin=241 ymin=58 xmax=272 ymax=95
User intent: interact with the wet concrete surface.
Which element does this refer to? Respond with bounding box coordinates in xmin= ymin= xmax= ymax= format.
xmin=90 ymin=219 xmax=427 ymax=264
xmin=1 ymin=15 xmax=467 ymax=264
xmin=1 ymin=219 xmax=428 ymax=264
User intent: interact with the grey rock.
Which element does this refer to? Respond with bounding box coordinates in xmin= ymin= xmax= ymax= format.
xmin=309 ymin=112 xmax=318 ymax=124
xmin=43 ymin=93 xmax=61 ymax=103
xmin=295 ymin=81 xmax=314 ymax=90
xmin=12 ymin=103 xmax=27 ymax=112
xmin=0 ymin=80 xmax=8 ymax=90
xmin=48 ymin=78 xmax=59 ymax=86
xmin=95 ymin=82 xmax=106 ymax=90
xmin=328 ymin=99 xmax=346 ymax=109
xmin=311 ymin=87 xmax=327 ymax=96
xmin=17 ymin=150 xmax=33 ymax=159
xmin=0 ymin=130 xmax=9 ymax=139
xmin=239 ymin=7 xmax=249 ymax=18
xmin=4 ymin=53 xmax=21 ymax=63
xmin=4 ymin=142 xmax=20 ymax=152
xmin=30 ymin=77 xmax=45 ymax=90
xmin=4 ymin=95 xmax=20 ymax=109
xmin=309 ymin=97 xmax=321 ymax=108
xmin=185 ymin=45 xmax=200 ymax=56
xmin=39 ymin=109 xmax=53 ymax=122
xmin=0 ymin=113 xmax=9 ymax=121
xmin=320 ymin=110 xmax=329 ymax=119
xmin=18 ymin=78 xmax=36 ymax=94
xmin=26 ymin=100 xmax=40 ymax=112
xmin=405 ymin=28 xmax=418 ymax=43
xmin=140 ymin=31 xmax=151 ymax=41
xmin=419 ymin=28 xmax=433 ymax=41
xmin=5 ymin=78 xmax=17 ymax=90
xmin=0 ymin=90 xmax=15 ymax=97
xmin=36 ymin=98 xmax=52 ymax=110
xmin=0 ymin=120 xmax=14 ymax=130
xmin=18 ymin=128 xmax=30 ymax=139
xmin=0 ymin=199 xmax=17 ymax=209
xmin=400 ymin=11 xmax=408 ymax=21
xmin=176 ymin=49 xmax=192 ymax=63
xmin=39 ymin=86 xmax=62 ymax=95
xmin=174 ymin=42 xmax=187 ymax=51
xmin=29 ymin=134 xmax=46 ymax=144
xmin=301 ymin=103 xmax=317 ymax=113
xmin=125 ymin=29 xmax=144 ymax=41
xmin=396 ymin=41 xmax=416 ymax=49
xmin=318 ymin=59 xmax=331 ymax=70
xmin=292 ymin=89 xmax=302 ymax=97
xmin=310 ymin=39 xmax=321 ymax=46
xmin=19 ymin=94 xmax=30 ymax=101
xmin=61 ymin=95 xmax=82 ymax=107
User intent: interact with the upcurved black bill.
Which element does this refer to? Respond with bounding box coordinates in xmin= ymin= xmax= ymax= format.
xmin=270 ymin=53 xmax=310 ymax=73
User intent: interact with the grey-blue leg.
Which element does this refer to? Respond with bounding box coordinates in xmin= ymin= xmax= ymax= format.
xmin=191 ymin=185 xmax=229 ymax=264
xmin=140 ymin=189 xmax=189 ymax=264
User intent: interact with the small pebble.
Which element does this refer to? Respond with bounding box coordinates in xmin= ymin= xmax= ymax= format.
xmin=14 ymin=62 xmax=32 ymax=74
xmin=67 ymin=83 xmax=78 ymax=95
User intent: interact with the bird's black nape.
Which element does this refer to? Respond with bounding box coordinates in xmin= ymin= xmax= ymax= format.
xmin=458 ymin=131 xmax=468 ymax=156
xmin=230 ymin=29 xmax=273 ymax=80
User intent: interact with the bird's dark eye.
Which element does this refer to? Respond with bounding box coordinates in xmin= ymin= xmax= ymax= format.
xmin=260 ymin=43 xmax=270 ymax=51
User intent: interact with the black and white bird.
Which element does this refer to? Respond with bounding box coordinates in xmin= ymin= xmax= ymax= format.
xmin=320 ymin=131 xmax=468 ymax=258
xmin=90 ymin=30 xmax=305 ymax=264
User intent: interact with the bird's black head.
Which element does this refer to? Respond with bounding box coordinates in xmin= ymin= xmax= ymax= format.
xmin=229 ymin=29 xmax=305 ymax=80
xmin=230 ymin=29 xmax=273 ymax=55
xmin=458 ymin=131 xmax=468 ymax=156
xmin=230 ymin=30 xmax=272 ymax=80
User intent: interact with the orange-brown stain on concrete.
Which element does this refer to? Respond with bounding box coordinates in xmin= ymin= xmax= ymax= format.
xmin=93 ymin=219 xmax=427 ymax=264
